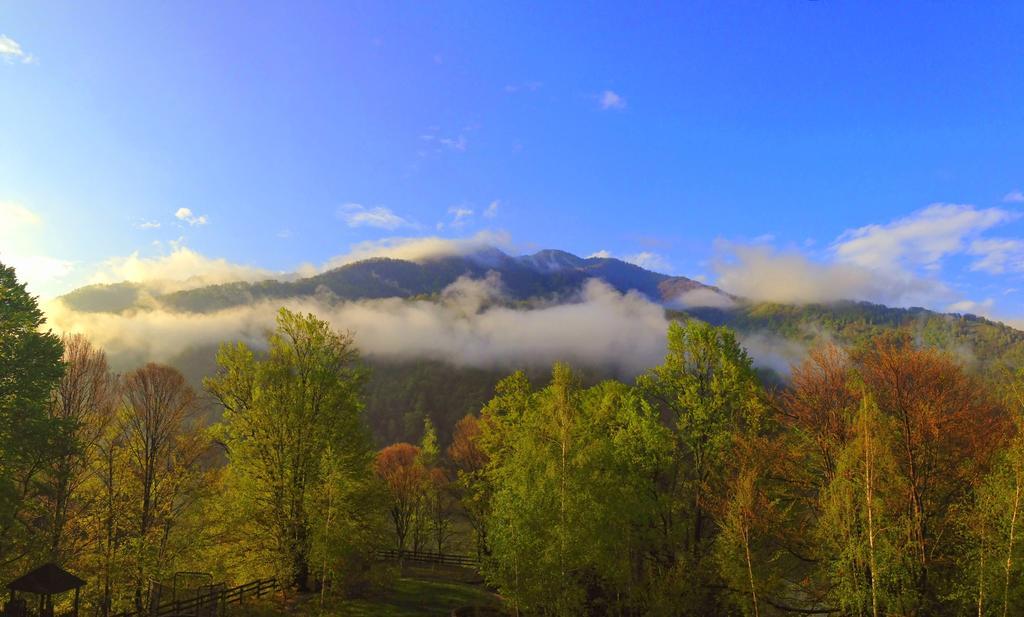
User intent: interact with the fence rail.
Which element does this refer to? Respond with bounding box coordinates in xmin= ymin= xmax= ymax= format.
xmin=376 ymin=549 xmax=479 ymax=568
xmin=111 ymin=577 xmax=277 ymax=617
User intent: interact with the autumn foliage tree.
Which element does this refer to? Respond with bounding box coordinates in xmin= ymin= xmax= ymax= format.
xmin=374 ymin=442 xmax=427 ymax=554
xmin=41 ymin=334 xmax=118 ymax=564
xmin=120 ymin=363 xmax=210 ymax=611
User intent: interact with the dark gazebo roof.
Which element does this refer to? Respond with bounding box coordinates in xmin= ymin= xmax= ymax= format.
xmin=7 ymin=563 xmax=86 ymax=595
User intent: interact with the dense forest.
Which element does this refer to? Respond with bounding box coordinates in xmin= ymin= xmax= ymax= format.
xmin=6 ymin=259 xmax=1024 ymax=616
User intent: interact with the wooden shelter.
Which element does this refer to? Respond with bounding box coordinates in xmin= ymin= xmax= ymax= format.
xmin=4 ymin=563 xmax=85 ymax=617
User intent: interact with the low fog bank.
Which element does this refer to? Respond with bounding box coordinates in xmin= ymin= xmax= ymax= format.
xmin=46 ymin=274 xmax=812 ymax=379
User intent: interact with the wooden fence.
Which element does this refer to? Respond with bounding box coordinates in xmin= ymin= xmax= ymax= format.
xmin=376 ymin=549 xmax=479 ymax=568
xmin=111 ymin=578 xmax=277 ymax=617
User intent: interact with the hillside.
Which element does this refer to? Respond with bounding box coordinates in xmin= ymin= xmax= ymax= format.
xmin=61 ymin=248 xmax=710 ymax=314
xmin=54 ymin=246 xmax=1024 ymax=445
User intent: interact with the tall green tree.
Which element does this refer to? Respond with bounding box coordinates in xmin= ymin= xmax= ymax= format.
xmin=636 ymin=320 xmax=763 ymax=609
xmin=480 ymin=364 xmax=672 ymax=615
xmin=0 ymin=262 xmax=64 ymax=575
xmin=206 ymin=308 xmax=371 ymax=591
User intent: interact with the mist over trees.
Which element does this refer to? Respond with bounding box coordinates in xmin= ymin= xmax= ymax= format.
xmin=6 ymin=258 xmax=1024 ymax=616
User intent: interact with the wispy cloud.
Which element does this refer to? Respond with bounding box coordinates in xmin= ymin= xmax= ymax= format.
xmin=624 ymin=251 xmax=670 ymax=272
xmin=599 ymin=90 xmax=627 ymax=110
xmin=174 ymin=207 xmax=209 ymax=226
xmin=583 ymin=248 xmax=670 ymax=273
xmin=832 ymin=203 xmax=1014 ymax=271
xmin=1003 ymin=190 xmax=1024 ymax=203
xmin=320 ymin=230 xmax=512 ymax=270
xmin=0 ymin=35 xmax=35 ymax=64
xmin=439 ymin=136 xmax=467 ymax=151
xmin=137 ymin=220 xmax=161 ymax=229
xmin=420 ymin=132 xmax=468 ymax=152
xmin=713 ymin=203 xmax=1024 ymax=312
xmin=947 ymin=298 xmax=995 ymax=315
xmin=0 ymin=201 xmax=42 ymax=227
xmin=969 ymin=238 xmax=1024 ymax=274
xmin=483 ymin=200 xmax=500 ymax=219
xmin=336 ymin=203 xmax=411 ymax=230
xmin=447 ymin=206 xmax=474 ymax=229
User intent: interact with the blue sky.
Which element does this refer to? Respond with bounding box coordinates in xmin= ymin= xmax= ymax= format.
xmin=3 ymin=2 xmax=1024 ymax=323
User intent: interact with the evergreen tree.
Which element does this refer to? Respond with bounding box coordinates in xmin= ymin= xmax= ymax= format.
xmin=0 ymin=262 xmax=64 ymax=577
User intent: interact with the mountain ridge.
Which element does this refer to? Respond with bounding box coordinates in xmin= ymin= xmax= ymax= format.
xmin=59 ymin=247 xmax=714 ymax=314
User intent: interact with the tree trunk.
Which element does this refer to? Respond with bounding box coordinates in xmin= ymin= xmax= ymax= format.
xmin=742 ymin=522 xmax=760 ymax=617
xmin=1003 ymin=466 xmax=1021 ymax=617
xmin=979 ymin=544 xmax=986 ymax=617
xmin=863 ymin=406 xmax=879 ymax=617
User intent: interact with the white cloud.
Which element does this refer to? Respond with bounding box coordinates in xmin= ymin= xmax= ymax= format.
xmin=321 ymin=230 xmax=511 ymax=270
xmin=2 ymin=254 xmax=74 ymax=291
xmin=713 ymin=244 xmax=950 ymax=306
xmin=447 ymin=206 xmax=474 ymax=228
xmin=174 ymin=207 xmax=208 ymax=226
xmin=832 ymin=203 xmax=1013 ymax=271
xmin=0 ymin=201 xmax=42 ymax=228
xmin=947 ymin=298 xmax=995 ymax=315
xmin=45 ymin=277 xmax=673 ymax=376
xmin=0 ymin=203 xmax=74 ymax=297
xmin=439 ymin=136 xmax=467 ymax=151
xmin=583 ymin=249 xmax=670 ymax=272
xmin=599 ymin=90 xmax=627 ymax=110
xmin=969 ymin=238 xmax=1024 ymax=274
xmin=88 ymin=246 xmax=278 ymax=293
xmin=0 ymin=35 xmax=35 ymax=64
xmin=483 ymin=200 xmax=500 ymax=219
xmin=137 ymin=220 xmax=161 ymax=229
xmin=420 ymin=131 xmax=469 ymax=153
xmin=672 ymin=287 xmax=736 ymax=309
xmin=624 ymin=251 xmax=670 ymax=273
xmin=1003 ymin=190 xmax=1024 ymax=203
xmin=336 ymin=203 xmax=411 ymax=230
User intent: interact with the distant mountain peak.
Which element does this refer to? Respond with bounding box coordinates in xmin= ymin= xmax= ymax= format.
xmin=517 ymin=249 xmax=588 ymax=272
xmin=58 ymin=245 xmax=716 ymax=314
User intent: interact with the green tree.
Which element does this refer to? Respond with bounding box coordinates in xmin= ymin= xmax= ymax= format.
xmin=0 ymin=262 xmax=64 ymax=576
xmin=818 ymin=393 xmax=914 ymax=616
xmin=480 ymin=365 xmax=672 ymax=615
xmin=206 ymin=308 xmax=370 ymax=591
xmin=636 ymin=320 xmax=764 ymax=609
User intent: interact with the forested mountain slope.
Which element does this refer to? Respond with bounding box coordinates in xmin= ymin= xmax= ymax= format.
xmin=55 ymin=247 xmax=1024 ymax=446
xmin=61 ymin=248 xmax=709 ymax=313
